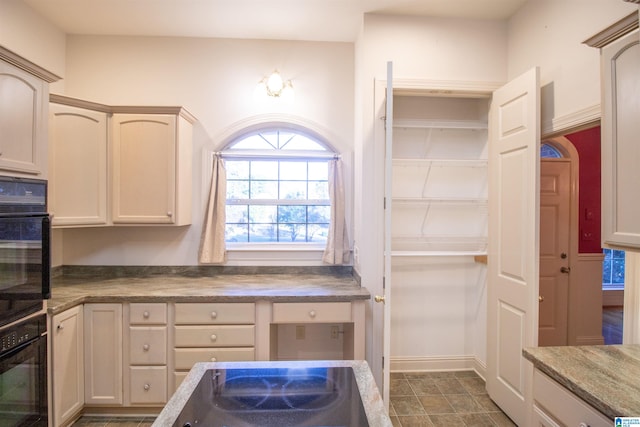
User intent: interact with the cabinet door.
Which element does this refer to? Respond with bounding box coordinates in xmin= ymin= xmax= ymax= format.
xmin=111 ymin=114 xmax=178 ymax=224
xmin=49 ymin=104 xmax=108 ymax=226
xmin=84 ymin=303 xmax=123 ymax=405
xmin=51 ymin=306 xmax=84 ymax=426
xmin=601 ymin=29 xmax=640 ymax=248
xmin=0 ymin=60 xmax=46 ymax=175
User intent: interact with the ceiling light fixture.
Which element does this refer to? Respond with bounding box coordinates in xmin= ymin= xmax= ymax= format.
xmin=258 ymin=70 xmax=294 ymax=99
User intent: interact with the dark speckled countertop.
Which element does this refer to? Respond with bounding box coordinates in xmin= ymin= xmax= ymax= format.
xmin=47 ymin=266 xmax=370 ymax=315
xmin=523 ymin=345 xmax=640 ymax=418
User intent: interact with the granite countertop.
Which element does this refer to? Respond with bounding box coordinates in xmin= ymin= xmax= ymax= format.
xmin=152 ymin=360 xmax=392 ymax=427
xmin=47 ymin=270 xmax=370 ymax=315
xmin=523 ymin=345 xmax=640 ymax=418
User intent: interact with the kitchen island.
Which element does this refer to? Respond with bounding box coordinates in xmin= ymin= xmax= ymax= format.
xmin=524 ymin=345 xmax=640 ymax=420
xmin=153 ymin=360 xmax=392 ymax=427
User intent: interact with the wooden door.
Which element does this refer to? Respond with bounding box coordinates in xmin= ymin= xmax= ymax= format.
xmin=539 ymin=159 xmax=571 ymax=346
xmin=487 ymin=67 xmax=540 ymax=426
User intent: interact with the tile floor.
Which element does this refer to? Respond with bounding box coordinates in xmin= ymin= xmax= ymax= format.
xmin=71 ymin=416 xmax=154 ymax=427
xmin=389 ymin=371 xmax=516 ymax=427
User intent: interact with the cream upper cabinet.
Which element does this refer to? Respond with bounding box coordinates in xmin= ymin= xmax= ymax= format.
xmin=51 ymin=306 xmax=84 ymax=427
xmin=111 ymin=109 xmax=194 ymax=225
xmin=0 ymin=48 xmax=59 ymax=177
xmin=49 ymin=100 xmax=109 ymax=227
xmin=587 ymin=14 xmax=640 ymax=249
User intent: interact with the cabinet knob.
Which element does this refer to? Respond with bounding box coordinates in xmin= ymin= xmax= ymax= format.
xmin=167 ymin=211 xmax=173 ymax=217
xmin=309 ymin=310 xmax=316 ymax=318
xmin=211 ymin=311 xmax=218 ymax=319
xmin=57 ymin=323 xmax=64 ymax=330
xmin=143 ymin=344 xmax=150 ymax=351
xmin=143 ymin=383 xmax=150 ymax=391
xmin=143 ymin=311 xmax=150 ymax=318
xmin=210 ymin=357 xmax=217 ymax=362
xmin=210 ymin=334 xmax=217 ymax=342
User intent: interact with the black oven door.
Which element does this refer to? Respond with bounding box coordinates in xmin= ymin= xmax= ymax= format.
xmin=0 ymin=329 xmax=47 ymax=426
xmin=0 ymin=214 xmax=50 ymax=328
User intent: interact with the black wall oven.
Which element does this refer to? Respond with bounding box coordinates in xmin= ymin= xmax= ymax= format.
xmin=0 ymin=176 xmax=50 ymax=328
xmin=0 ymin=314 xmax=47 ymax=426
xmin=0 ymin=176 xmax=50 ymax=426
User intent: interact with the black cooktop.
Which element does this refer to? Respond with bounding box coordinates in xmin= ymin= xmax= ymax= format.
xmin=174 ymin=366 xmax=369 ymax=427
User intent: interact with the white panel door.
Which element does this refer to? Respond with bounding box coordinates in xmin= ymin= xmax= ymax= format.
xmin=487 ymin=67 xmax=540 ymax=426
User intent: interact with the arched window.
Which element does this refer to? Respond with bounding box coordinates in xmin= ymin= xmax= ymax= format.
xmin=540 ymin=143 xmax=563 ymax=158
xmin=222 ymin=129 xmax=337 ymax=244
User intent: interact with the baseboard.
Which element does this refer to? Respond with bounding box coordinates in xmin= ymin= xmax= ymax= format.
xmin=391 ymin=355 xmax=486 ymax=380
xmin=575 ymin=335 xmax=605 ymax=345
xmin=603 ymin=289 xmax=624 ymax=306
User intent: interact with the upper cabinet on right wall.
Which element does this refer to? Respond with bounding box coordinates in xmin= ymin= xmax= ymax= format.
xmin=586 ymin=12 xmax=640 ymax=250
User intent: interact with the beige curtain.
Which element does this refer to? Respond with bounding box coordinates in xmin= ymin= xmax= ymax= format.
xmin=199 ymin=156 xmax=227 ymax=264
xmin=323 ymin=159 xmax=350 ymax=264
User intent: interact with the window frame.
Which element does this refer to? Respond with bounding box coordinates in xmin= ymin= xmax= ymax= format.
xmin=220 ymin=128 xmax=337 ymax=248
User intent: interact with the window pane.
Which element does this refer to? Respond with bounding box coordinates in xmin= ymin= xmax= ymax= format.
xmin=232 ymin=134 xmax=275 ymax=150
xmin=278 ymin=224 xmax=306 ymax=242
xmin=249 ymin=224 xmax=277 ymax=242
xmin=280 ymin=181 xmax=307 ymax=199
xmin=281 ymin=135 xmax=326 ymax=151
xmin=227 ymin=180 xmax=249 ymax=199
xmin=249 ymin=205 xmax=276 ymax=223
xmin=308 ymin=162 xmax=328 ymax=180
xmin=278 ymin=205 xmax=306 ymax=224
xmin=280 ymin=162 xmax=307 ymax=180
xmin=308 ymin=181 xmax=329 ymax=200
xmin=225 ymin=224 xmax=248 ymax=242
xmin=308 ymin=224 xmax=329 ymax=243
xmin=308 ymin=205 xmax=330 ymax=223
xmin=251 ymin=181 xmax=278 ymax=199
xmin=226 ymin=205 xmax=248 ymax=223
xmin=251 ymin=161 xmax=278 ymax=180
xmin=226 ymin=161 xmax=249 ymax=179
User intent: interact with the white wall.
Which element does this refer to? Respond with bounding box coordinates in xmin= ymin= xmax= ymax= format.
xmin=507 ymin=0 xmax=638 ymax=135
xmin=0 ymin=0 xmax=66 ymax=85
xmin=56 ymin=35 xmax=354 ymax=265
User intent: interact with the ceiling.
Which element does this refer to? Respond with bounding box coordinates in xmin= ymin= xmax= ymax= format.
xmin=22 ymin=0 xmax=528 ymax=43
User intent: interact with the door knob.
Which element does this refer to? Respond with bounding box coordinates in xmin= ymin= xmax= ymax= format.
xmin=560 ymin=266 xmax=571 ymax=274
xmin=375 ymin=295 xmax=385 ymax=303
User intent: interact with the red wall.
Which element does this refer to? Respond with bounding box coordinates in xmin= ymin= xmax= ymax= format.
xmin=564 ymin=126 xmax=601 ymax=254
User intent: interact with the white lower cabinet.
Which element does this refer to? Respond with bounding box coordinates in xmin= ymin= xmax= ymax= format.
xmin=84 ymin=303 xmax=123 ymax=405
xmin=532 ymin=370 xmax=611 ymax=427
xmin=126 ymin=303 xmax=168 ymax=406
xmin=51 ymin=306 xmax=84 ymax=427
xmin=173 ymin=303 xmax=256 ymax=391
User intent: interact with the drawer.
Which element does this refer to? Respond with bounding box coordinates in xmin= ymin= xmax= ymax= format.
xmin=129 ymin=327 xmax=167 ymax=365
xmin=174 ymin=347 xmax=255 ymax=369
xmin=174 ymin=303 xmax=255 ymax=324
xmin=272 ymin=302 xmax=352 ymax=323
xmin=129 ymin=366 xmax=167 ymax=405
xmin=533 ymin=370 xmax=611 ymax=427
xmin=174 ymin=325 xmax=254 ymax=347
xmin=129 ymin=303 xmax=167 ymax=325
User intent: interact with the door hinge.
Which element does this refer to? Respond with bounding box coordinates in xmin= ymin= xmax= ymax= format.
xmin=382 ymin=356 xmax=385 ymax=368
xmin=382 ymin=276 xmax=386 ymax=289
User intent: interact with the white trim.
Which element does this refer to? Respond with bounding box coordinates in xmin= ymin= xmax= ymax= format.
xmin=390 ymin=355 xmax=486 ymax=379
xmin=541 ymin=104 xmax=601 ymax=137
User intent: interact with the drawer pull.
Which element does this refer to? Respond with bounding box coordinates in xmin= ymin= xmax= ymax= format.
xmin=211 ymin=357 xmax=217 ymax=362
xmin=309 ymin=310 xmax=316 ymax=318
xmin=210 ymin=334 xmax=217 ymax=342
xmin=143 ymin=344 xmax=150 ymax=351
xmin=143 ymin=383 xmax=150 ymax=391
xmin=211 ymin=311 xmax=218 ymax=319
xmin=143 ymin=311 xmax=150 ymax=318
